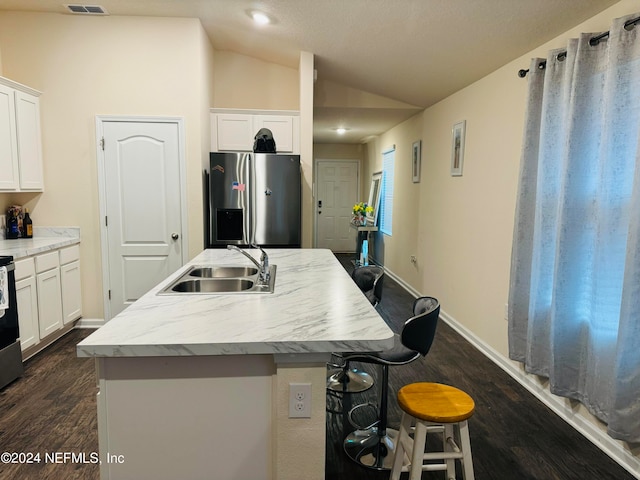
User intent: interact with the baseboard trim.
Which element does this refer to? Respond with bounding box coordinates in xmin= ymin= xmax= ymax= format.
xmin=440 ymin=310 xmax=640 ymax=478
xmin=379 ymin=262 xmax=640 ymax=479
xmin=377 ymin=263 xmax=423 ymax=299
xmin=74 ymin=318 xmax=104 ymax=328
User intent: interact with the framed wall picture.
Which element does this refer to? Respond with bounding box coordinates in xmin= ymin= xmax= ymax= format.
xmin=367 ymin=171 xmax=383 ymax=225
xmin=451 ymin=120 xmax=466 ymax=176
xmin=412 ymin=140 xmax=421 ymax=183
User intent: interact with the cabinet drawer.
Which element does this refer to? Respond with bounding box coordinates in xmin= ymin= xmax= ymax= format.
xmin=15 ymin=257 xmax=35 ymax=281
xmin=59 ymin=244 xmax=80 ymax=265
xmin=35 ymin=251 xmax=59 ymax=273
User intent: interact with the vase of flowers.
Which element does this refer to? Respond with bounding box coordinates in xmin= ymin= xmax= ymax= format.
xmin=351 ymin=202 xmax=373 ymax=226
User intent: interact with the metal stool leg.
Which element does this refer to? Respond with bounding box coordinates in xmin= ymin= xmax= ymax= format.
xmin=327 ymin=359 xmax=374 ymax=393
xmin=343 ymin=364 xmax=397 ymax=470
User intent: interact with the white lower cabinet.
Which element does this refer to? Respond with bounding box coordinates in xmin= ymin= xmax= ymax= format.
xmin=35 ymin=251 xmax=63 ymax=338
xmin=15 ymin=244 xmax=82 ymax=352
xmin=60 ymin=245 xmax=82 ymax=324
xmin=15 ymin=258 xmax=39 ymax=350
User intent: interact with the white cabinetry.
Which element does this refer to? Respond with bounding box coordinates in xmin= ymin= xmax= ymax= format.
xmin=15 ymin=257 xmax=39 ymax=350
xmin=14 ymin=243 xmax=82 ymax=353
xmin=0 ymin=83 xmax=19 ymax=190
xmin=0 ymin=77 xmax=43 ymax=192
xmin=35 ymin=251 xmax=63 ymax=338
xmin=59 ymin=245 xmax=82 ymax=325
xmin=211 ymin=110 xmax=300 ymax=154
xmin=214 ymin=114 xmax=255 ymax=151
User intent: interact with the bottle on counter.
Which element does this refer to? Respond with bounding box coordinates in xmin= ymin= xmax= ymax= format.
xmin=23 ymin=209 xmax=33 ymax=238
xmin=6 ymin=211 xmax=19 ymax=239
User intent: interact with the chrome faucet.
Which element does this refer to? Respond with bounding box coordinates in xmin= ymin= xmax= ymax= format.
xmin=227 ymin=244 xmax=270 ymax=284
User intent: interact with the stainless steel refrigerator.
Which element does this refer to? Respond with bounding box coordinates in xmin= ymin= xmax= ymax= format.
xmin=204 ymin=152 xmax=301 ymax=248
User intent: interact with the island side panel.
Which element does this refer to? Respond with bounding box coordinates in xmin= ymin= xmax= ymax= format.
xmin=274 ymin=355 xmax=330 ymax=480
xmin=97 ymin=355 xmax=275 ymax=480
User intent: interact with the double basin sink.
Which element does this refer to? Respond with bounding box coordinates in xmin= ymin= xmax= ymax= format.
xmin=158 ymin=264 xmax=277 ymax=295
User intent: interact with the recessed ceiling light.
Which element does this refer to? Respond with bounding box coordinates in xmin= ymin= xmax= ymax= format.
xmin=335 ymin=128 xmax=348 ymax=135
xmin=251 ymin=11 xmax=271 ymax=25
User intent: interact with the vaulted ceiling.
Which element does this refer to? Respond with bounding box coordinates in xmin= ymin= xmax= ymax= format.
xmin=0 ymin=0 xmax=621 ymax=142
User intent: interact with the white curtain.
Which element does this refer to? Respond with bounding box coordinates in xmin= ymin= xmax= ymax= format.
xmin=508 ymin=13 xmax=640 ymax=442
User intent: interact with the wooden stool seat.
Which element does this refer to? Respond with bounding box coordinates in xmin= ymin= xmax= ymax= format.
xmin=397 ymin=382 xmax=475 ymax=423
xmin=391 ymin=382 xmax=476 ymax=480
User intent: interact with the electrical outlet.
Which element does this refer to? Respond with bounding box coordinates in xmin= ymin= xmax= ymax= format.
xmin=289 ymin=383 xmax=311 ymax=418
xmin=410 ymin=255 xmax=417 ymax=264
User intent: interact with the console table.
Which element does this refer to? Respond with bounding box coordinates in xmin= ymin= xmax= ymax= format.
xmin=351 ymin=224 xmax=378 ymax=266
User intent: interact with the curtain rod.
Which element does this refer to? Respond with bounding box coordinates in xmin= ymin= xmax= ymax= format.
xmin=517 ymin=14 xmax=640 ymax=78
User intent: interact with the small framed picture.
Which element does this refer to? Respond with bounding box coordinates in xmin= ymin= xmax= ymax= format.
xmin=412 ymin=140 xmax=421 ymax=183
xmin=451 ymin=120 xmax=466 ymax=176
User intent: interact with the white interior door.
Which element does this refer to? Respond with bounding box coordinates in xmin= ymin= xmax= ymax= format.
xmin=99 ymin=118 xmax=184 ymax=320
xmin=315 ymin=159 xmax=359 ymax=251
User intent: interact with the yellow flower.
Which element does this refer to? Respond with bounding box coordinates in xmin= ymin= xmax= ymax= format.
xmin=352 ymin=202 xmax=372 ymax=216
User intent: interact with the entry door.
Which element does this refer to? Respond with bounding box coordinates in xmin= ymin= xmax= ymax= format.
xmin=315 ymin=160 xmax=359 ymax=251
xmin=100 ymin=119 xmax=184 ymax=319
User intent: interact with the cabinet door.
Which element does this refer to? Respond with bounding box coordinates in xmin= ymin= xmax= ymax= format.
xmin=15 ymin=91 xmax=44 ymax=191
xmin=61 ymin=260 xmax=82 ymax=324
xmin=36 ymin=268 xmax=63 ymax=338
xmin=0 ymin=84 xmax=19 ymax=190
xmin=215 ymin=114 xmax=254 ymax=151
xmin=253 ymin=115 xmax=295 ymax=153
xmin=16 ymin=276 xmax=39 ymax=351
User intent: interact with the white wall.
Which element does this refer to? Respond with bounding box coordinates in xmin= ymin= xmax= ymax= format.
xmin=0 ymin=12 xmax=214 ymax=319
xmin=0 ymin=11 xmax=306 ymax=318
xmin=213 ymin=50 xmax=299 ymax=110
xmin=364 ymin=0 xmax=640 ymax=474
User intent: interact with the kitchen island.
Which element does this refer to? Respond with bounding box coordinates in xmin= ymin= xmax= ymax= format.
xmin=77 ymin=248 xmax=394 ymax=480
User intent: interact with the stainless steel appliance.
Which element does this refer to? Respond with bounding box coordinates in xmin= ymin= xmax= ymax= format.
xmin=204 ymin=153 xmax=301 ymax=248
xmin=0 ymin=256 xmax=23 ymax=390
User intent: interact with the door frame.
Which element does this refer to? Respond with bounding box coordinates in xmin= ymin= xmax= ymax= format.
xmin=313 ymin=158 xmax=360 ymax=249
xmin=95 ymin=115 xmax=188 ymax=322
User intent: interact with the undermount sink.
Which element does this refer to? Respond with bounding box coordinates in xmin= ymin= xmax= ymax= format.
xmin=158 ymin=264 xmax=276 ymax=295
xmin=189 ymin=266 xmax=259 ymax=278
xmin=170 ymin=278 xmax=254 ymax=293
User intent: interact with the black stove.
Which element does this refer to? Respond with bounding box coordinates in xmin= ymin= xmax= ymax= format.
xmin=0 ymin=255 xmax=23 ymax=389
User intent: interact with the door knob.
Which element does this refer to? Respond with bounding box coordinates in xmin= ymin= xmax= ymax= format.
xmin=171 ymin=233 xmax=179 ymax=240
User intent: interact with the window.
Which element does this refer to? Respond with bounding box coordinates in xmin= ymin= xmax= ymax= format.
xmin=379 ymin=147 xmax=395 ymax=236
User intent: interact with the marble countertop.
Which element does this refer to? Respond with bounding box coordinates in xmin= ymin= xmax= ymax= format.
xmin=0 ymin=227 xmax=80 ymax=259
xmin=77 ymin=248 xmax=395 ymax=358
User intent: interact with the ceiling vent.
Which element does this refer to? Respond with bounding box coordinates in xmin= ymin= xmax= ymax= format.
xmin=65 ymin=4 xmax=109 ymax=15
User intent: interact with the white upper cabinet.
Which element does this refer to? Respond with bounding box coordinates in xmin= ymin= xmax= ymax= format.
xmin=253 ymin=115 xmax=297 ymax=153
xmin=15 ymin=91 xmax=44 ymax=190
xmin=215 ymin=114 xmax=255 ymax=151
xmin=211 ymin=109 xmax=300 ymax=154
xmin=0 ymin=77 xmax=44 ymax=192
xmin=0 ymin=83 xmax=20 ymax=190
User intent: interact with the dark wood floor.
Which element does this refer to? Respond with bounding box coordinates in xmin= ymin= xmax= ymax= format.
xmin=0 ymin=253 xmax=635 ymax=480
xmin=326 ymin=254 xmax=637 ymax=480
xmin=0 ymin=328 xmax=98 ymax=480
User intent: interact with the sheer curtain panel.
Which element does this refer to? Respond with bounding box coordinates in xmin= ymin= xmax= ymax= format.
xmin=508 ymin=13 xmax=640 ymax=442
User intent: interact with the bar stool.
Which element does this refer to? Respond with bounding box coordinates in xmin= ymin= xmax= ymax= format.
xmin=390 ymin=382 xmax=475 ymax=480
xmin=327 ymin=265 xmax=384 ymax=394
xmin=342 ymin=296 xmax=440 ymax=470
